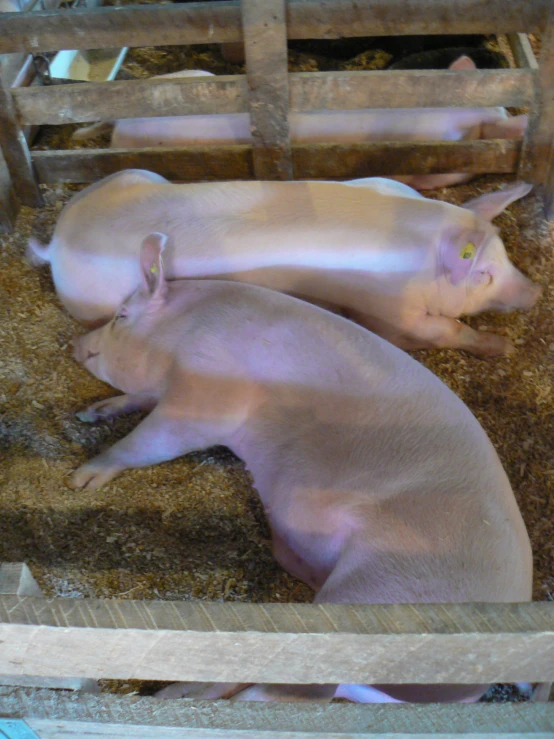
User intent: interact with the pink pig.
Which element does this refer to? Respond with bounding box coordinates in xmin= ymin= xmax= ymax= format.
xmin=29 ymin=171 xmax=541 ymax=357
xmin=70 ymin=234 xmax=532 ymax=703
xmin=72 ymin=57 xmax=527 ymax=191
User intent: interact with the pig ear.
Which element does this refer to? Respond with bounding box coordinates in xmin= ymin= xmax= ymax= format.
xmin=461 ymin=182 xmax=533 ymax=221
xmin=448 ymin=55 xmax=477 ymax=71
xmin=440 ymin=228 xmax=485 ymax=286
xmin=481 ymin=114 xmax=528 ymax=140
xmin=140 ymin=233 xmax=168 ymax=300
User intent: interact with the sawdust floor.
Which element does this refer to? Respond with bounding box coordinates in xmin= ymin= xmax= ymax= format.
xmin=1 ymin=39 xmax=553 ymax=701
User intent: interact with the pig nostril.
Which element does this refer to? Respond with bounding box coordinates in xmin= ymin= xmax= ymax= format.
xmin=86 ymin=351 xmax=100 ymax=361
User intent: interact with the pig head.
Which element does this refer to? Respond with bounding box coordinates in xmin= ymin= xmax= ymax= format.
xmin=69 ymin=234 xmax=532 ymax=704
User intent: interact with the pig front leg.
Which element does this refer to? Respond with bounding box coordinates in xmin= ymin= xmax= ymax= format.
xmin=398 ymin=315 xmax=514 ymax=357
xmin=69 ymin=407 xmax=215 ymax=490
xmin=76 ymin=393 xmax=157 ymax=422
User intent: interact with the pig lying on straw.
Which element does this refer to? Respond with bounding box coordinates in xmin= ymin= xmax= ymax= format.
xmin=29 ymin=172 xmax=541 ymax=356
xmin=70 ymin=234 xmax=532 ymax=703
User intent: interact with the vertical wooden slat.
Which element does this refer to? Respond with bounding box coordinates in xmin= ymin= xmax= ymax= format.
xmin=241 ymin=0 xmax=293 ymax=180
xmin=507 ymin=33 xmax=539 ymax=70
xmin=532 ymin=682 xmax=554 ymax=702
xmin=0 ymin=68 xmax=41 ymax=210
xmin=517 ymin=3 xmax=554 ymax=219
xmin=0 ymin=148 xmax=17 ymax=233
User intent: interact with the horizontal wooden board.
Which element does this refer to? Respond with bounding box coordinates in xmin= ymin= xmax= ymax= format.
xmin=12 ymin=69 xmax=535 ymax=126
xmin=1 ymin=598 xmax=553 ymax=683
xmin=1 ymin=688 xmax=554 ymax=738
xmin=32 ymin=145 xmax=254 ymax=182
xmin=31 ymin=140 xmax=520 ymax=184
xmin=0 ymin=0 xmax=548 ymax=55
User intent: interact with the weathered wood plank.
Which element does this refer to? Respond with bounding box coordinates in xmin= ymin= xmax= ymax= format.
xmin=0 ymin=0 xmax=548 ymax=55
xmin=0 ymin=564 xmax=98 ymax=693
xmin=1 ymin=599 xmax=553 ymax=683
xmin=0 ymin=67 xmax=41 ymax=207
xmin=241 ymin=0 xmax=292 ymax=179
xmin=2 ymin=688 xmax=554 ymax=738
xmin=507 ymin=33 xmax=540 ymax=70
xmin=0 ymin=148 xmax=17 ymax=233
xmin=32 ymin=145 xmax=254 ymax=182
xmin=291 ymin=140 xmax=520 ymax=179
xmin=518 ymin=1 xmax=554 ymax=216
xmin=31 ymin=140 xmax=520 ymax=184
xmin=12 ymin=69 xmax=534 ymax=127
xmin=0 ymin=563 xmax=42 ymax=597
xmin=532 ymin=682 xmax=554 ymax=702
xmin=289 ymin=69 xmax=534 ymax=112
xmin=14 ymin=75 xmax=247 ymax=126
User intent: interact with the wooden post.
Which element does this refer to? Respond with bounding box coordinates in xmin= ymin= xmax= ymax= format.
xmin=241 ymin=0 xmax=293 ymax=180
xmin=0 ymin=148 xmax=17 ymax=233
xmin=517 ymin=3 xmax=554 ymax=218
xmin=0 ymin=67 xmax=41 ymax=211
xmin=0 ymin=564 xmax=99 ymax=693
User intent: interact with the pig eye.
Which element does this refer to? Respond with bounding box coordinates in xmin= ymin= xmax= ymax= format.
xmin=477 ymin=270 xmax=493 ymax=286
xmin=114 ymin=308 xmax=128 ymax=323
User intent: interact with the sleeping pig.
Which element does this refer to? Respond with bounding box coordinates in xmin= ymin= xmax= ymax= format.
xmin=71 ymin=57 xmax=527 ymax=191
xmin=70 ymin=233 xmax=532 ymax=703
xmin=29 ymin=171 xmax=541 ymax=356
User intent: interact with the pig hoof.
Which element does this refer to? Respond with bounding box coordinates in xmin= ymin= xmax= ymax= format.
xmin=76 ymin=409 xmax=98 ymax=423
xmin=76 ymin=399 xmax=118 ymax=422
xmin=471 ymin=333 xmax=514 ymax=357
xmin=68 ymin=462 xmax=121 ymax=490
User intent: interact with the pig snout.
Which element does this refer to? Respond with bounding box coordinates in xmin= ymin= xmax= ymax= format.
xmin=496 ymin=271 xmax=542 ymax=312
xmin=72 ymin=333 xmax=100 ymax=364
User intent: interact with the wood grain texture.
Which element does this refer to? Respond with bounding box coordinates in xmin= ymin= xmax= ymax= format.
xmin=12 ymin=69 xmax=534 ymax=127
xmin=32 ymin=145 xmax=254 ymax=183
xmin=0 ymin=565 xmax=98 ymax=693
xmin=241 ymin=0 xmax=292 ymax=179
xmin=31 ymin=140 xmax=520 ymax=184
xmin=1 ymin=598 xmax=553 ymax=683
xmin=507 ymin=33 xmax=539 ymax=70
xmin=519 ymin=0 xmax=554 ymax=189
xmin=1 ymin=688 xmax=554 ymax=737
xmin=0 ymin=148 xmax=17 ymax=233
xmin=0 ymin=0 xmax=548 ymax=55
xmin=0 ymin=563 xmax=42 ymax=597
xmin=0 ymin=69 xmax=41 ymax=207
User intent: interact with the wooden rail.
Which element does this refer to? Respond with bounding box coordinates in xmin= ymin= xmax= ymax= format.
xmin=1 ymin=597 xmax=554 ymax=683
xmin=30 ymin=140 xmax=521 ymax=183
xmin=0 ymin=0 xmax=549 ymax=55
xmin=10 ymin=69 xmax=535 ymax=126
xmin=2 ymin=690 xmax=554 ymax=738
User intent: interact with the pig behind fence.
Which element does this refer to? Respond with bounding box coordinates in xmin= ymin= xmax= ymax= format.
xmin=29 ymin=172 xmax=541 ymax=356
xmin=71 ymin=57 xmax=527 ymax=191
xmin=70 ymin=233 xmax=532 ymax=703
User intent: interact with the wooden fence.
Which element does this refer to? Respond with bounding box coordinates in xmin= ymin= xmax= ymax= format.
xmin=1 ymin=0 xmax=554 ymax=232
xmin=1 ymin=1 xmax=554 ymax=734
xmin=0 ymin=562 xmax=553 ymax=736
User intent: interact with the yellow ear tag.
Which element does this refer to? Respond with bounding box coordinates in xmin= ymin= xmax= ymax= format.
xmin=460 ymin=242 xmax=476 ymax=260
xmin=149 ymin=264 xmax=158 ymax=275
